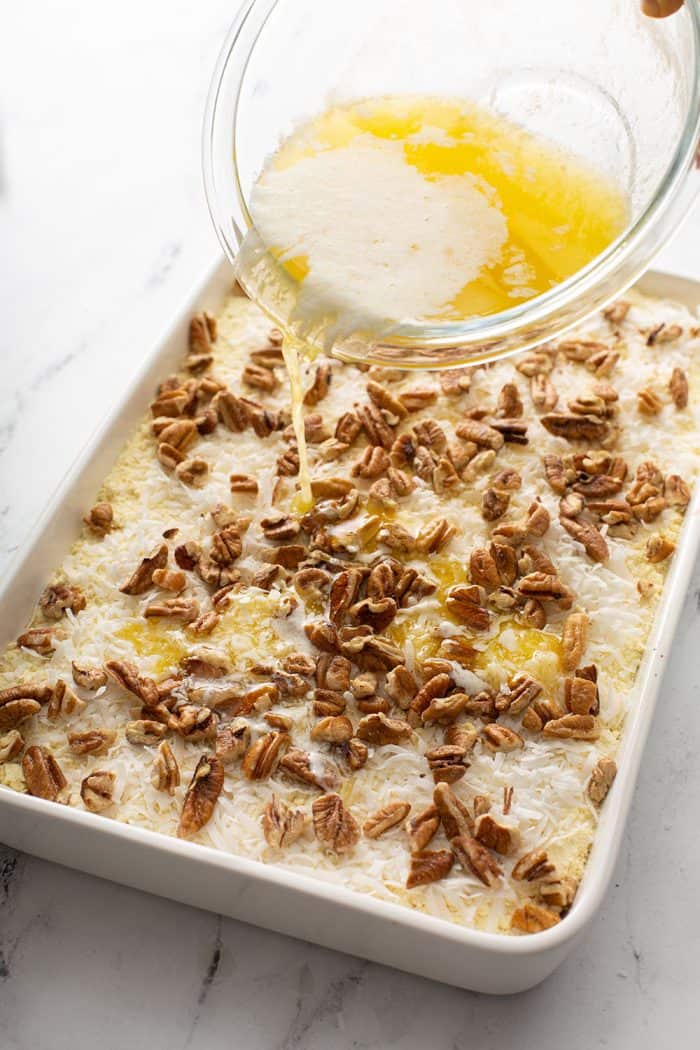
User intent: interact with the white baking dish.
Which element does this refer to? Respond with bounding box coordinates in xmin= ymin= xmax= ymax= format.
xmin=0 ymin=261 xmax=698 ymax=994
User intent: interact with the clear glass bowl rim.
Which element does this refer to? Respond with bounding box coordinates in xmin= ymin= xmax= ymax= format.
xmin=203 ymin=0 xmax=700 ymax=352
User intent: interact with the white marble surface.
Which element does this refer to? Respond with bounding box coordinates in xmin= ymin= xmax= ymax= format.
xmin=2 ymin=3 xmax=700 ymax=1046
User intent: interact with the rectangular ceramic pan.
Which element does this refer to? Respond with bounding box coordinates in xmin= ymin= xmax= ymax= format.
xmin=1 ymin=261 xmax=698 ymax=994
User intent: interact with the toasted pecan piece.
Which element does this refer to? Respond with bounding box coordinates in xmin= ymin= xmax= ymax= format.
xmin=16 ymin=627 xmax=59 ymax=656
xmin=543 ymin=713 xmax=600 ymax=740
xmin=561 ymin=612 xmax=589 ymax=672
xmin=474 ymin=813 xmax=520 ymax=855
xmin=39 ymin=583 xmax=86 ymax=620
xmin=22 ymin=745 xmax=66 ymax=801
xmin=540 ymin=413 xmax=609 ymax=443
xmin=177 ymin=754 xmax=224 ymax=838
xmin=67 ymin=729 xmax=116 ymax=756
xmin=105 ymin=660 xmax=159 ymax=706
xmin=560 ymin=515 xmax=609 ymax=563
xmin=646 ymin=534 xmax=675 ymax=563
xmin=120 ymin=543 xmax=168 ymax=596
xmin=433 ymin=782 xmax=473 ymax=839
xmin=356 ymin=712 xmax=412 ymax=746
xmin=0 ymin=730 xmax=24 ymax=763
xmin=481 ymin=724 xmax=524 ymax=752
xmin=669 ymin=366 xmax=689 ymax=409
xmin=363 ymin=800 xmax=411 ymax=839
xmin=587 ymin=755 xmax=617 ymax=804
xmin=445 ymin=585 xmax=489 ymax=630
xmin=263 ymin=794 xmax=306 ymax=848
xmin=511 ymin=901 xmax=561 ymax=933
xmin=79 ymin=770 xmax=116 ymax=813
xmin=84 ymin=501 xmax=114 ymax=536
xmin=151 ymin=740 xmax=180 ymax=794
xmin=406 ymin=849 xmax=454 ymax=889
xmin=451 ymin=835 xmax=502 ymax=887
xmin=310 ymin=715 xmax=354 ymax=744
xmin=512 ymin=848 xmax=556 ymax=882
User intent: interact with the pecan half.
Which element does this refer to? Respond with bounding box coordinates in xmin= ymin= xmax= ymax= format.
xmin=669 ymin=367 xmax=689 ymax=409
xmin=177 ymin=754 xmax=224 ymax=838
xmin=407 ymin=804 xmax=440 ymax=852
xmin=367 ymin=380 xmax=408 ymax=420
xmin=144 ymin=597 xmax=199 ymax=622
xmin=0 ymin=694 xmax=41 ymax=733
xmin=17 ymin=627 xmax=58 ymax=656
xmin=426 ymin=744 xmax=469 ymax=784
xmin=125 ymin=719 xmax=168 ymax=745
xmin=587 ymin=755 xmax=617 ymax=804
xmin=495 ymin=673 xmax=542 ymax=715
xmin=312 ymin=793 xmax=360 ymax=853
xmin=415 ymin=518 xmax=457 ymax=555
xmin=481 ymin=488 xmax=510 ymax=522
xmin=241 ymin=731 xmax=290 ymax=780
xmin=531 ymin=373 xmax=558 ymax=412
xmin=637 ymin=387 xmax=663 ymax=416
xmin=561 ymin=612 xmax=588 ymax=671
xmin=665 ymin=474 xmax=691 ymax=508
xmin=22 ymin=746 xmax=66 ymax=801
xmin=455 ymin=419 xmax=504 ymax=450
xmin=263 ymin=794 xmax=306 ymax=848
xmin=356 ymin=402 xmax=394 ymax=449
xmin=451 ymin=835 xmax=502 ymax=887
xmin=646 ymin=322 xmax=682 ymax=346
xmin=213 ymin=719 xmax=250 ymax=765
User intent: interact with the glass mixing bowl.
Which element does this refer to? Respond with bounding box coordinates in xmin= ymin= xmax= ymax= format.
xmin=203 ymin=0 xmax=700 ymax=368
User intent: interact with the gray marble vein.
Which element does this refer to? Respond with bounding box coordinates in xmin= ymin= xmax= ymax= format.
xmin=2 ymin=2 xmax=700 ymax=1048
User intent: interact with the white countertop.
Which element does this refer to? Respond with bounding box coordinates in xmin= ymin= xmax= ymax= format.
xmin=2 ymin=3 xmax=700 ymax=1045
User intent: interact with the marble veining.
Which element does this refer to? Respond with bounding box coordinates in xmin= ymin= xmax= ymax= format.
xmin=2 ymin=2 xmax=700 ymax=1047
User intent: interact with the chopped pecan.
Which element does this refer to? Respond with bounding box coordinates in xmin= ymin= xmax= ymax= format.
xmin=481 ymin=487 xmax=510 ymax=522
xmin=310 ymin=715 xmax=354 ymax=744
xmin=367 ymin=379 xmax=408 ymax=421
xmin=80 ymin=770 xmax=116 ymax=813
xmin=481 ymin=724 xmax=524 ymax=752
xmin=263 ymin=794 xmax=306 ymax=848
xmin=406 ymin=849 xmax=454 ymax=888
xmin=105 ymin=660 xmax=159 ymax=706
xmin=341 ymin=632 xmax=405 ymax=671
xmin=151 ymin=740 xmax=180 ymax=794
xmin=516 ymin=571 xmax=571 ymax=607
xmin=665 ymin=474 xmax=691 ymax=508
xmin=495 ymin=673 xmax=542 ymax=716
xmin=560 ymin=515 xmax=609 ymax=562
xmin=440 ymin=368 xmax=471 ymax=395
xmin=69 ymin=661 xmax=106 ymax=693
xmin=151 ymin=568 xmax=187 ymax=593
xmin=433 ymin=782 xmax=473 ymax=839
xmin=587 ymin=755 xmax=617 ymax=804
xmin=421 ymin=693 xmax=470 ymax=725
xmin=39 ymin=583 xmax=86 ymax=620
xmin=125 ymin=720 xmax=168 ymax=745
xmin=84 ymin=501 xmax=114 ymax=536
xmin=425 ymin=744 xmax=469 ymax=784
xmin=385 ymin=666 xmax=417 ymax=709
xmin=531 ymin=373 xmax=558 ymax=412
xmin=0 ymin=691 xmax=42 ymax=732
xmin=261 ymin=544 xmax=306 ymax=569
xmin=214 ymin=390 xmax=249 ymax=432
xmin=156 ymin=442 xmax=184 ymax=471
xmin=516 ymin=351 xmax=553 ymax=377
xmin=356 ymin=712 xmax=411 ymax=745
xmin=243 ymin=362 xmax=278 ymax=392
xmin=399 ymin=386 xmax=439 ymax=412
xmin=356 ymin=402 xmax=394 ymax=449
xmin=22 ymin=745 xmax=66 ymax=801
xmin=17 ymin=627 xmax=58 ymax=656
xmin=335 ymin=738 xmax=369 ymax=773
xmin=543 ymin=713 xmax=600 ymax=740
xmin=445 ymin=585 xmax=489 ymax=630
xmin=302 ymin=361 xmax=332 ymax=406
xmin=215 ymin=719 xmax=251 ymax=765
xmin=144 ymin=597 xmax=199 ymax=622
xmin=637 ymin=387 xmax=663 ymax=416
xmin=328 ymin=569 xmax=362 ymax=626
xmin=242 ymin=730 xmax=291 ymax=780
xmin=0 ymin=730 xmax=24 ymax=763
xmin=496 ymin=382 xmax=523 ymax=418
xmin=669 ymin=367 xmax=689 ymax=410
xmin=407 ymin=805 xmax=440 ymax=852
xmin=455 ymin=418 xmax=504 ymax=450
xmin=189 ymin=311 xmax=216 ymax=357
xmin=352 ymin=445 xmax=390 ymax=479
xmin=564 ymin=673 xmax=598 ymax=716
xmin=647 ymin=322 xmax=682 ymax=345
xmin=561 ymin=612 xmax=588 ymax=671
xmin=415 ymin=518 xmax=457 ymax=556
xmin=603 ymin=300 xmax=630 ymax=325
xmin=279 ymin=747 xmax=339 ymax=792
xmin=312 ymin=793 xmax=360 ymax=853
xmin=169 ymin=704 xmax=218 ymax=741
xmin=474 ymin=813 xmax=520 ymax=855
xmin=543 ymin=454 xmax=571 ymax=495
xmin=491 ymin=418 xmax=528 ymax=445
xmin=177 ymin=754 xmax=224 ymax=838
xmin=175 ymin=458 xmax=209 ymax=487
xmin=452 ymin=835 xmax=502 ymax=887
xmin=512 ymin=848 xmax=556 ymax=881
xmin=510 ymin=902 xmax=560 ymax=933
xmin=539 ymin=875 xmax=578 ymax=912
xmin=468 ymin=547 xmax=500 ymax=590
xmin=120 ymin=543 xmax=168 ymax=596
xmin=229 ymin=473 xmax=259 ymax=494
xmin=409 ymin=673 xmax=451 ymax=719
xmin=646 ymin=534 xmax=675 ymax=562
xmin=305 ymin=620 xmax=339 ymax=653
xmin=363 ymin=800 xmax=411 ymax=839
xmin=540 ymin=413 xmax=609 ymax=443
xmin=67 ymin=728 xmax=115 ymax=756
